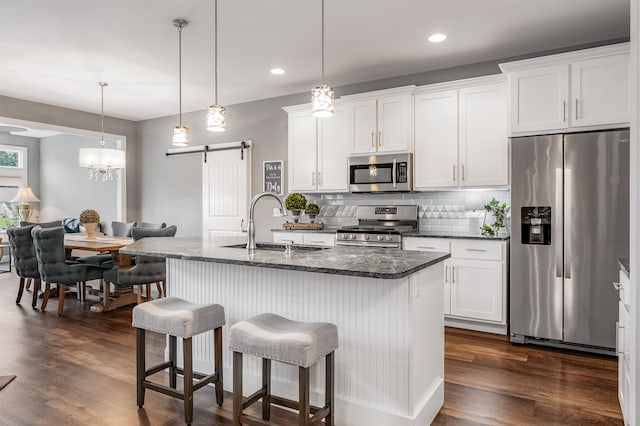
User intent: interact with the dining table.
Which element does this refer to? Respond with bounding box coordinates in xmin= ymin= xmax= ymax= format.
xmin=64 ymin=234 xmax=135 ymax=313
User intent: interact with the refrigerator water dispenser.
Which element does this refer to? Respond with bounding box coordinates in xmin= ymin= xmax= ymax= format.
xmin=521 ymin=207 xmax=551 ymax=245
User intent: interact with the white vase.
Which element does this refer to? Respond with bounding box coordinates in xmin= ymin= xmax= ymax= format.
xmin=85 ymin=222 xmax=98 ymax=239
xmin=290 ymin=210 xmax=301 ymax=223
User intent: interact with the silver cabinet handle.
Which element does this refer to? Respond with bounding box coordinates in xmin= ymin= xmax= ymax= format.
xmin=452 ymin=266 xmax=456 ymax=283
xmin=317 ymin=172 xmax=322 ymax=185
xmin=575 ymin=99 xmax=579 ymax=120
xmin=392 ymin=158 xmax=397 ymax=189
xmin=563 ymin=101 xmax=567 ymax=122
xmin=312 ymin=172 xmax=316 ymax=185
xmin=453 ymin=165 xmax=456 ymax=181
xmin=465 ymin=248 xmax=487 ymax=252
xmin=445 ymin=265 xmax=449 ymax=283
xmin=564 ymin=168 xmax=572 ymax=279
xmin=378 ymin=130 xmax=382 ymax=146
xmin=461 ymin=164 xmax=465 ymax=181
xmin=613 ymin=281 xmax=622 ymax=290
xmin=555 ymin=168 xmax=563 ymax=278
xmin=417 ymin=246 xmax=436 ymax=249
xmin=371 ymin=132 xmax=375 ymax=147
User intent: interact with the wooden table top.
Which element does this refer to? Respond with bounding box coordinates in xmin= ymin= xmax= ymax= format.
xmin=64 ymin=235 xmax=133 ymax=252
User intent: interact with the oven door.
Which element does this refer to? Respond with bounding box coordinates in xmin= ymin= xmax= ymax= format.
xmin=336 ymin=241 xmax=402 ymax=249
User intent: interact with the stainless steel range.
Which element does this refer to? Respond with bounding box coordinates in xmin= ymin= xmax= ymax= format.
xmin=336 ymin=205 xmax=418 ymax=249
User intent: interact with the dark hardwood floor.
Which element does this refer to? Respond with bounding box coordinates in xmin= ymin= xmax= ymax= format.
xmin=0 ymin=271 xmax=623 ymax=425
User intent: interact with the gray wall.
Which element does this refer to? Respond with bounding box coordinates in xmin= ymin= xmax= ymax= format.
xmin=39 ymin=134 xmax=119 ymax=230
xmin=0 ymin=95 xmax=139 ymax=221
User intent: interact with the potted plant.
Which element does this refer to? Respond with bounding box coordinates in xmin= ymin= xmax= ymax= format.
xmin=480 ymin=198 xmax=509 ymax=237
xmin=285 ymin=193 xmax=307 ymax=223
xmin=79 ymin=209 xmax=100 ymax=239
xmin=305 ymin=203 xmax=320 ymax=223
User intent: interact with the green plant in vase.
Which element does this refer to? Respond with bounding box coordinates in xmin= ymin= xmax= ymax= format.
xmin=285 ymin=193 xmax=307 ymax=223
xmin=305 ymin=203 xmax=320 ymax=223
xmin=481 ymin=198 xmax=509 ymax=237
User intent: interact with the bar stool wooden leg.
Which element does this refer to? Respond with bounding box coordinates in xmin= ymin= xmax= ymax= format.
xmin=169 ymin=335 xmax=177 ymax=389
xmin=262 ymin=358 xmax=271 ymax=420
xmin=214 ymin=327 xmax=223 ymax=407
xmin=146 ymin=284 xmax=152 ymax=301
xmin=233 ymin=352 xmax=243 ymax=426
xmin=299 ymin=366 xmax=310 ymax=426
xmin=183 ymin=337 xmax=193 ymax=425
xmin=136 ymin=328 xmax=146 ymax=408
xmin=155 ymin=282 xmax=163 ymax=297
xmin=326 ymin=352 xmax=335 ymax=426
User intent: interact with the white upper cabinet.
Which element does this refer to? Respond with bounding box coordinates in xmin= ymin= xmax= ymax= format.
xmin=284 ymin=104 xmax=349 ymax=193
xmin=344 ymin=87 xmax=414 ymax=155
xmin=413 ymin=75 xmax=508 ymax=190
xmin=500 ymin=43 xmax=629 ymax=135
xmin=508 ymin=65 xmax=569 ymax=133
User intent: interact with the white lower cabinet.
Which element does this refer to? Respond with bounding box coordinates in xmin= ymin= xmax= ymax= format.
xmin=404 ymin=237 xmax=507 ymax=333
xmin=617 ymin=266 xmax=631 ymax=426
xmin=273 ymin=231 xmax=335 ymax=247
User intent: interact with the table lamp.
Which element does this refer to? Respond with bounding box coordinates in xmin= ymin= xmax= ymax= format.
xmin=11 ymin=186 xmax=40 ymax=222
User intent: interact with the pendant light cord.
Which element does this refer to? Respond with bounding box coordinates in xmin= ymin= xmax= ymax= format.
xmin=178 ymin=24 xmax=183 ymax=126
xmin=321 ymin=0 xmax=325 ymax=85
xmin=214 ymin=0 xmax=218 ymax=105
xmin=100 ymin=83 xmax=105 ymax=147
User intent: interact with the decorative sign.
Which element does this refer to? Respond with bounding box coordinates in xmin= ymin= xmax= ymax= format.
xmin=263 ymin=160 xmax=283 ymax=195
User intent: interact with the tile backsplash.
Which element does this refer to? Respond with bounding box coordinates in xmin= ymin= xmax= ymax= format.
xmin=300 ymin=190 xmax=511 ymax=234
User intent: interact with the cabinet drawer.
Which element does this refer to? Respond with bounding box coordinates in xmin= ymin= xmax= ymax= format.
xmin=303 ymin=233 xmax=335 ymax=247
xmin=451 ymin=239 xmax=503 ymax=261
xmin=403 ymin=237 xmax=450 ymax=252
xmin=273 ymin=232 xmax=304 ymax=245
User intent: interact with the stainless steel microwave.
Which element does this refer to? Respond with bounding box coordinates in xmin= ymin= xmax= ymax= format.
xmin=349 ymin=153 xmax=412 ymax=192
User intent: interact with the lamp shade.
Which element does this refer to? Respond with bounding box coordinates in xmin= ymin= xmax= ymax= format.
xmin=78 ymin=147 xmax=126 ymax=169
xmin=11 ymin=186 xmax=40 ymax=203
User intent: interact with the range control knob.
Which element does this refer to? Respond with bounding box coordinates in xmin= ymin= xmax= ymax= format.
xmin=350 ymin=234 xmax=356 ymax=240
xmin=364 ymin=235 xmax=370 ymax=240
xmin=385 ymin=235 xmax=393 ymax=241
xmin=376 ymin=235 xmax=383 ymax=241
xmin=341 ymin=234 xmax=348 ymax=240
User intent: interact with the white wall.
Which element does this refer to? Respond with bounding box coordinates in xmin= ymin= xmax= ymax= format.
xmin=39 ymin=134 xmax=119 ymax=232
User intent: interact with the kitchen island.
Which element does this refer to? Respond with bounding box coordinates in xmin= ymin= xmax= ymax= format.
xmin=122 ymin=237 xmax=450 ymax=425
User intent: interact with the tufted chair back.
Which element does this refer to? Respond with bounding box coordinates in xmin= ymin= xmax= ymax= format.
xmin=105 ymin=225 xmax=176 ymax=287
xmin=112 ymin=221 xmax=136 ymax=237
xmin=20 ymin=220 xmax=62 ymax=228
xmin=32 ymin=227 xmax=83 ymax=284
xmin=137 ymin=222 xmax=167 ymax=230
xmin=8 ymin=225 xmax=40 ymax=279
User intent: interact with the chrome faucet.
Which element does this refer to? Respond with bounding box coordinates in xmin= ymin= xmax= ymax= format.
xmin=247 ymin=192 xmax=288 ymax=251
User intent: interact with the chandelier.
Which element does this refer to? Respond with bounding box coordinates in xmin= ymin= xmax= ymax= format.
xmin=78 ymin=82 xmax=125 ymax=181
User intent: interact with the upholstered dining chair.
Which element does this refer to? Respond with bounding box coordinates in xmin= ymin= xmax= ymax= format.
xmin=20 ymin=220 xmax=62 ymax=228
xmin=137 ymin=222 xmax=167 ymax=229
xmin=77 ymin=220 xmax=137 ymax=267
xmin=7 ymin=224 xmax=41 ymax=307
xmin=103 ymin=225 xmax=177 ymax=306
xmin=32 ymin=227 xmax=107 ymax=314
xmin=112 ymin=220 xmax=137 ymax=237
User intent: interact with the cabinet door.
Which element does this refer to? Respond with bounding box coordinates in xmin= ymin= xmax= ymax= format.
xmin=288 ymin=110 xmax=317 ymax=192
xmin=318 ymin=105 xmax=349 ymax=192
xmin=459 ymin=83 xmax=509 ymax=187
xmin=413 ymin=90 xmax=458 ymax=189
xmin=302 ymin=233 xmax=335 ymax=247
xmin=377 ymin=94 xmax=411 ymax=152
xmin=348 ymin=99 xmax=377 ymax=154
xmin=273 ymin=232 xmax=304 ymax=245
xmin=509 ymin=65 xmax=569 ymax=133
xmin=571 ymin=54 xmax=630 ymax=128
xmin=450 ymin=258 xmax=503 ymax=322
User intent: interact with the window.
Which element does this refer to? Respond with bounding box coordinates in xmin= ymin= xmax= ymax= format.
xmin=0 ymin=145 xmax=28 ymax=228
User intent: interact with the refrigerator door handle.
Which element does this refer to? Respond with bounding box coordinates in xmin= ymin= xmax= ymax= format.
xmin=555 ymin=168 xmax=563 ymax=278
xmin=564 ymin=168 xmax=572 ymax=279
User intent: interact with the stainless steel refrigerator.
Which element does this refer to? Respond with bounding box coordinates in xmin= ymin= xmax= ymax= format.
xmin=510 ymin=129 xmax=629 ymax=352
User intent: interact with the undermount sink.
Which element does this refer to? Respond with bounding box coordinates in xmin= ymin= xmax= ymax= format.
xmin=223 ymin=243 xmax=328 ymax=252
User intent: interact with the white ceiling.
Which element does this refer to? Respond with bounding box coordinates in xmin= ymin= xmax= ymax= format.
xmin=0 ymin=0 xmax=630 ymax=122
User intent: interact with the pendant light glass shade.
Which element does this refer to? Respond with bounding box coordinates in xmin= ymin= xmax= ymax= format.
xmin=172 ymin=124 xmax=189 ymax=146
xmin=311 ymin=84 xmax=334 ymax=117
xmin=173 ymin=19 xmax=189 ymax=146
xmin=311 ymin=0 xmax=334 ymax=117
xmin=207 ymin=104 xmax=226 ymax=132
xmin=78 ymin=82 xmax=126 ymax=181
xmin=207 ymin=0 xmax=226 ymax=132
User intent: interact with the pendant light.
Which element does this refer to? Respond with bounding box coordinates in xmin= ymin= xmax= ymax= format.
xmin=311 ymin=0 xmax=334 ymax=118
xmin=78 ymin=82 xmax=126 ymax=181
xmin=206 ymin=0 xmax=226 ymax=132
xmin=172 ymin=18 xmax=190 ymax=146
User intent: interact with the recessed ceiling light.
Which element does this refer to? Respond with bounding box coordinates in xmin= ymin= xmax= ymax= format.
xmin=270 ymin=68 xmax=286 ymax=75
xmin=428 ymin=33 xmax=447 ymax=43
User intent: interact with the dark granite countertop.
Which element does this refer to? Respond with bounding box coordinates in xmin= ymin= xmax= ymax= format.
xmin=402 ymin=231 xmax=511 ymax=241
xmin=122 ymin=236 xmax=450 ymax=280
xmin=272 ymin=227 xmax=510 ymax=241
xmin=618 ymin=258 xmax=630 ymax=277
